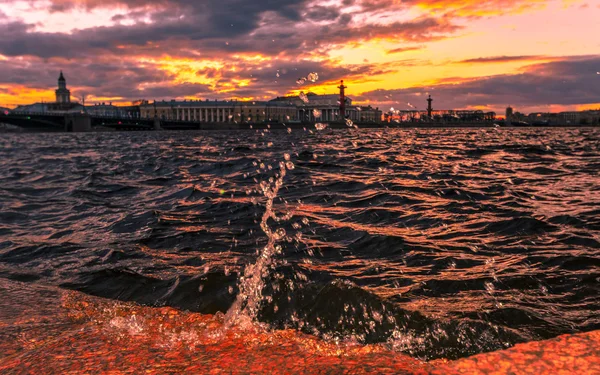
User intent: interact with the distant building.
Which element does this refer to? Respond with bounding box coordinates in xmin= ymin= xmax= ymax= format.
xmin=139 ymin=99 xmax=297 ymax=122
xmin=55 ymin=71 xmax=70 ymax=104
xmin=559 ymin=110 xmax=600 ymax=125
xmin=526 ymin=112 xmax=561 ymax=125
xmin=270 ymin=93 xmax=360 ymax=122
xmin=14 ymin=72 xmax=82 ymax=114
xmin=13 ymin=101 xmax=84 ymax=114
xmin=86 ymin=103 xmax=140 ymax=118
xmin=357 ymin=105 xmax=382 ymax=122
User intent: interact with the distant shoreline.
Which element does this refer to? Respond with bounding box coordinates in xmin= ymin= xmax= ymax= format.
xmin=1 ymin=121 xmax=598 ymax=133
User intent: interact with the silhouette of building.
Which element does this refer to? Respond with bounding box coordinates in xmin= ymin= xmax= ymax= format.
xmin=55 ymin=71 xmax=71 ymax=104
xmin=13 ymin=71 xmax=82 ymax=113
xmin=505 ymin=106 xmax=514 ymax=119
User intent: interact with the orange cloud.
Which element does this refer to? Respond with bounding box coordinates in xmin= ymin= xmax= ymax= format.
xmin=411 ymin=0 xmax=549 ymax=16
xmin=456 ymin=55 xmax=556 ymax=64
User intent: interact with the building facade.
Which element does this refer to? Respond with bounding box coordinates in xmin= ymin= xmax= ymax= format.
xmin=86 ymin=103 xmax=141 ymax=118
xmin=559 ymin=110 xmax=600 ymax=125
xmin=270 ymin=93 xmax=361 ymax=122
xmin=139 ymin=100 xmax=298 ymax=122
xmin=357 ymin=106 xmax=382 ymax=122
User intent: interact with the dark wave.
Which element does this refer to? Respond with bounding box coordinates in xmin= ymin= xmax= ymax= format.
xmin=0 ymin=128 xmax=599 ymax=360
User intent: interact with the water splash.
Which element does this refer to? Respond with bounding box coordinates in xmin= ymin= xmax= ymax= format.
xmin=299 ymin=92 xmax=309 ymax=104
xmin=225 ymin=158 xmax=294 ymax=328
xmin=307 ymin=72 xmax=319 ymax=82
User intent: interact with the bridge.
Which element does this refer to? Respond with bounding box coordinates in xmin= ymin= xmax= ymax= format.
xmin=1 ymin=111 xmax=397 ymax=132
xmin=0 ymin=112 xmax=203 ymax=132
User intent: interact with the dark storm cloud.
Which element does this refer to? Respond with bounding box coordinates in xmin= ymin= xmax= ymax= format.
xmin=355 ymin=56 xmax=600 ymax=112
xmin=0 ymin=0 xmax=459 ymax=59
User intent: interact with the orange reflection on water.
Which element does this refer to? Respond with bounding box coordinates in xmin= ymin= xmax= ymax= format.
xmin=1 ymin=279 xmax=598 ymax=375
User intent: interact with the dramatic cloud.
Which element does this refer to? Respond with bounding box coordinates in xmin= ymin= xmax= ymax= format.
xmin=0 ymin=0 xmax=597 ymax=111
xmin=356 ymin=56 xmax=600 ymax=113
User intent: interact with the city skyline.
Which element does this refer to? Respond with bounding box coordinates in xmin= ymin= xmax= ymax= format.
xmin=0 ymin=0 xmax=599 ymax=113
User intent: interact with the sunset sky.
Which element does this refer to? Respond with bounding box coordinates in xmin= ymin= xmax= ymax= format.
xmin=0 ymin=0 xmax=599 ymax=113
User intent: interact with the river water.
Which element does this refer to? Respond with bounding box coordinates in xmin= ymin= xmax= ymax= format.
xmin=0 ymin=127 xmax=598 ymax=361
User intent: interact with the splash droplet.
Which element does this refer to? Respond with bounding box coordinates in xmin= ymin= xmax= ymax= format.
xmin=299 ymin=92 xmax=309 ymax=104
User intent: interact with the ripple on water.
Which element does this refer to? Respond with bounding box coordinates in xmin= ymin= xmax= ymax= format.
xmin=0 ymin=128 xmax=598 ymax=360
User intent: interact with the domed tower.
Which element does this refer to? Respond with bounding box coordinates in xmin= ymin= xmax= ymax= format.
xmin=55 ymin=71 xmax=71 ymax=104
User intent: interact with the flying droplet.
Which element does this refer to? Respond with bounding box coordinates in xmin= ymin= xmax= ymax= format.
xmin=345 ymin=118 xmax=354 ymax=127
xmin=296 ymin=77 xmax=307 ymax=85
xmin=299 ymin=92 xmax=309 ymax=104
xmin=315 ymin=123 xmax=328 ymax=131
xmin=307 ymin=72 xmax=319 ymax=82
xmin=313 ymin=109 xmax=322 ymax=118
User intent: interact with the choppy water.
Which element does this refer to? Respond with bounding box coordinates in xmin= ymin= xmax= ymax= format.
xmin=0 ymin=128 xmax=599 ymax=360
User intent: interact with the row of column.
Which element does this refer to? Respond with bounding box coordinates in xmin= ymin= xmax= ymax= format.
xmin=174 ymin=107 xmax=235 ymax=122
